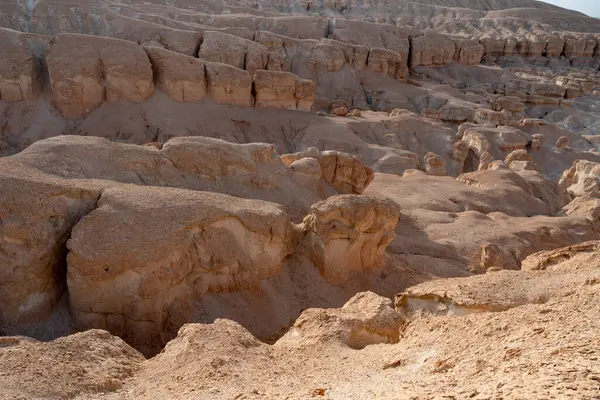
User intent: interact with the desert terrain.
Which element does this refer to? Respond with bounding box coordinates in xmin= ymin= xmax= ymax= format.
xmin=1 ymin=0 xmax=600 ymax=398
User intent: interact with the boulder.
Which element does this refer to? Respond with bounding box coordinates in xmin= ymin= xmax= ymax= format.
xmin=253 ymin=70 xmax=297 ymax=110
xmin=0 ymin=28 xmax=40 ymax=102
xmin=479 ymin=242 xmax=503 ymax=272
xmin=424 ymin=152 xmax=447 ymax=176
xmin=144 ymin=47 xmax=206 ymax=103
xmin=317 ymin=150 xmax=374 ymax=194
xmin=559 ymin=160 xmax=600 ymax=198
xmin=495 ymin=96 xmax=526 ymax=113
xmin=66 ymin=185 xmax=294 ymax=356
xmin=531 ymin=134 xmax=545 ymax=151
xmin=556 ymin=136 xmax=569 ymax=149
xmin=198 ymin=31 xmax=268 ymax=75
xmin=410 ymin=33 xmax=456 ymax=67
xmin=276 ymin=292 xmax=403 ymax=349
xmin=474 ymin=109 xmax=514 ymax=126
xmin=47 ymin=34 xmax=154 ymax=118
xmin=205 ymin=62 xmax=253 ymax=107
xmin=504 ymin=149 xmax=532 ymax=165
xmin=299 ymin=195 xmax=400 ymax=282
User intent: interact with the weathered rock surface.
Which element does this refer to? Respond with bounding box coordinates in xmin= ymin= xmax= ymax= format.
xmin=47 ymin=34 xmax=154 ymax=118
xmin=299 ymin=195 xmax=400 ymax=282
xmin=0 ymin=28 xmax=40 ymax=102
xmin=277 ymin=292 xmax=403 ymax=349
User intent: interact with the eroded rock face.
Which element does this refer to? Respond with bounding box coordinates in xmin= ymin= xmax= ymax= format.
xmin=205 ymin=62 xmax=253 ymax=107
xmin=0 ymin=168 xmax=99 ymax=328
xmin=66 ymin=185 xmax=294 ymax=356
xmin=276 ymin=292 xmax=403 ymax=349
xmin=253 ymin=70 xmax=297 ymax=110
xmin=318 ymin=151 xmax=375 ymax=194
xmin=521 ymin=240 xmax=600 ymax=271
xmin=199 ymin=31 xmax=268 ymax=75
xmin=559 ymin=160 xmax=600 ymax=198
xmin=424 ymin=152 xmax=447 ymax=176
xmin=299 ymin=195 xmax=400 ymax=282
xmin=47 ymin=34 xmax=154 ymax=118
xmin=410 ymin=33 xmax=456 ymax=67
xmin=144 ymin=47 xmax=206 ymax=103
xmin=0 ymin=28 xmax=40 ymax=102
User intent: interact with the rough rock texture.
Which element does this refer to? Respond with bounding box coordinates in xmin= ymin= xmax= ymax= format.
xmin=66 ymin=186 xmax=294 ymax=356
xmin=199 ymin=31 xmax=268 ymax=75
xmin=144 ymin=47 xmax=206 ymax=103
xmin=0 ymin=28 xmax=39 ymax=102
xmin=253 ymin=70 xmax=297 ymax=110
xmin=410 ymin=33 xmax=456 ymax=67
xmin=299 ymin=195 xmax=400 ymax=282
xmin=559 ymin=159 xmax=600 ymax=198
xmin=204 ymin=62 xmax=253 ymax=107
xmin=277 ymin=292 xmax=404 ymax=349
xmin=521 ymin=240 xmax=600 ymax=271
xmin=317 ymin=151 xmax=374 ymax=194
xmin=47 ymin=34 xmax=154 ymax=118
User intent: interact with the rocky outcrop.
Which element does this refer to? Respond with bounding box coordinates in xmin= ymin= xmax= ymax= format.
xmin=0 ymin=28 xmax=40 ymax=102
xmin=66 ymin=185 xmax=294 ymax=356
xmin=317 ymin=151 xmax=375 ymax=194
xmin=198 ymin=31 xmax=268 ymax=75
xmin=276 ymin=292 xmax=403 ymax=349
xmin=367 ymin=48 xmax=408 ymax=80
xmin=47 ymin=34 xmax=154 ymax=118
xmin=521 ymin=240 xmax=600 ymax=271
xmin=0 ymin=168 xmax=99 ymax=328
xmin=424 ymin=152 xmax=447 ymax=176
xmin=559 ymin=160 xmax=600 ymax=198
xmin=144 ymin=47 xmax=206 ymax=103
xmin=205 ymin=62 xmax=253 ymax=107
xmin=253 ymin=70 xmax=316 ymax=111
xmin=410 ymin=33 xmax=456 ymax=67
xmin=299 ymin=195 xmax=400 ymax=282
xmin=454 ymin=38 xmax=484 ymax=65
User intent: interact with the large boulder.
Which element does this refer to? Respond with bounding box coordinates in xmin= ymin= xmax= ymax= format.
xmin=0 ymin=28 xmax=40 ymax=102
xmin=559 ymin=160 xmax=600 ymax=198
xmin=144 ymin=47 xmax=206 ymax=103
xmin=298 ymin=195 xmax=400 ymax=282
xmin=47 ymin=34 xmax=154 ymax=118
xmin=66 ymin=185 xmax=295 ymax=356
xmin=276 ymin=292 xmax=403 ymax=349
xmin=317 ymin=150 xmax=374 ymax=194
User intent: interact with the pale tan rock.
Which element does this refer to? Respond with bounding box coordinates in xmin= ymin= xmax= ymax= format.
xmin=253 ymin=70 xmax=297 ymax=110
xmin=559 ymin=160 xmax=600 ymax=198
xmin=421 ymin=108 xmax=441 ymax=120
xmin=410 ymin=33 xmax=456 ymax=67
xmin=545 ymin=36 xmax=566 ymax=57
xmin=424 ymin=152 xmax=447 ymax=176
xmin=67 ymin=185 xmax=294 ymax=355
xmin=367 ymin=48 xmax=407 ymax=81
xmin=521 ymin=240 xmax=600 ymax=271
xmin=158 ymin=30 xmax=203 ymax=57
xmin=144 ymin=47 xmax=206 ymax=103
xmin=480 ymin=36 xmax=506 ymax=57
xmin=0 ymin=28 xmax=40 ymax=102
xmin=478 ymin=152 xmax=495 ymax=170
xmin=199 ymin=31 xmax=268 ymax=75
xmin=313 ymin=40 xmax=348 ymax=72
xmin=299 ymin=195 xmax=400 ymax=282
xmin=47 ymin=34 xmax=154 ymax=118
xmin=454 ymin=38 xmax=484 ymax=65
xmin=526 ymin=95 xmax=561 ymax=105
xmin=555 ymin=136 xmax=569 ymax=149
xmin=332 ymin=106 xmax=349 ymax=116
xmin=495 ymin=96 xmax=526 ymax=113
xmin=474 ymin=108 xmax=513 ymax=126
xmin=0 ymin=168 xmax=100 ymax=328
xmin=531 ymin=134 xmax=545 ymax=151
xmin=295 ymin=79 xmax=316 ymax=112
xmin=280 ymin=147 xmax=321 ymax=166
xmin=479 ymin=243 xmax=503 ymax=272
xmin=318 ymin=150 xmax=374 ymax=194
xmin=205 ymin=62 xmax=253 ymax=107
xmin=439 ymin=104 xmax=475 ymax=123
xmin=509 ymin=160 xmax=539 ymax=172
xmin=451 ymin=140 xmax=469 ymax=174
xmin=276 ymin=292 xmax=403 ymax=349
xmin=350 ymin=109 xmax=362 ymax=117
xmin=504 ymin=149 xmax=532 ymax=165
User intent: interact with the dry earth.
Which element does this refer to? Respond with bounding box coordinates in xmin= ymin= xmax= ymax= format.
xmin=1 ymin=0 xmax=600 ymax=398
